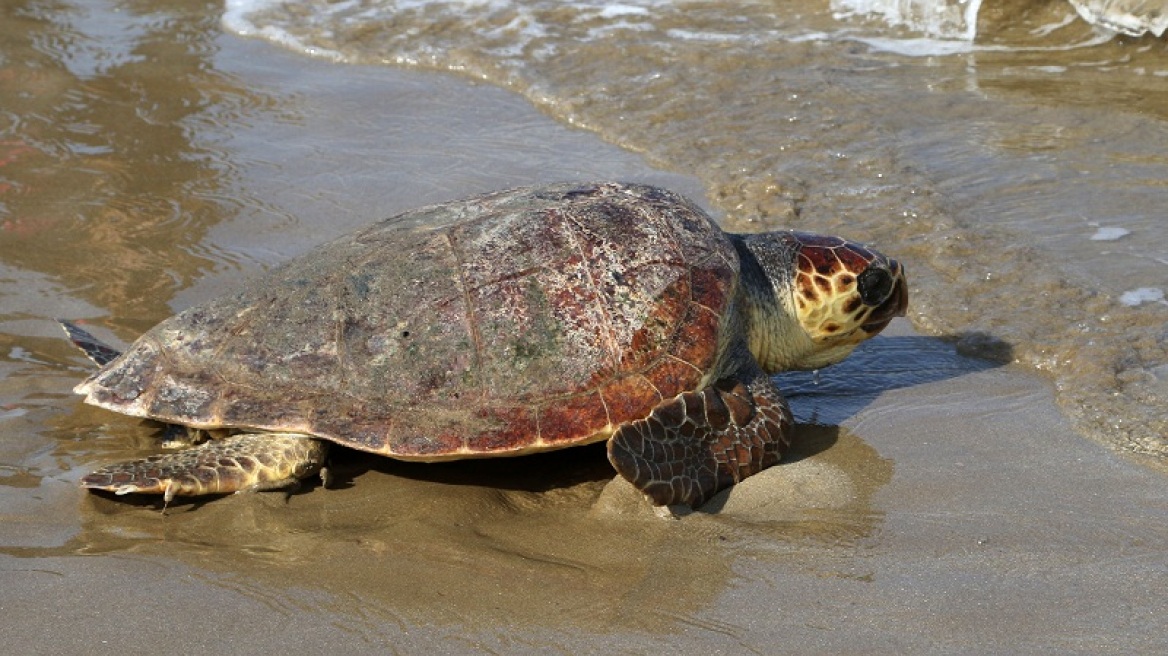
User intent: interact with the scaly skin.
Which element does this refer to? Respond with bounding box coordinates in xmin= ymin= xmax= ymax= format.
xmin=80 ymin=432 xmax=328 ymax=503
xmin=607 ymin=344 xmax=793 ymax=508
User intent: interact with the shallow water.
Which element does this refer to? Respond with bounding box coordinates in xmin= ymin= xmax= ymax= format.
xmin=2 ymin=0 xmax=1168 ymax=651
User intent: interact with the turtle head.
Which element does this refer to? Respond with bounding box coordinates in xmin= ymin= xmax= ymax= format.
xmin=736 ymin=231 xmax=908 ymax=372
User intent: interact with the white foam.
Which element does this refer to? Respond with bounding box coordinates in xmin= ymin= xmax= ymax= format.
xmin=598 ymin=4 xmax=650 ymax=18
xmin=1030 ymin=11 xmax=1080 ymax=37
xmin=222 ymin=0 xmax=347 ymax=61
xmin=665 ymin=29 xmax=754 ymax=43
xmin=1067 ymin=0 xmax=1168 ymax=37
xmin=831 ymin=0 xmax=984 ymax=41
xmin=221 ymin=0 xmax=277 ymax=36
xmin=846 ymin=28 xmax=1116 ymax=57
xmin=219 ymin=0 xmax=1149 ymax=67
xmin=221 ymin=0 xmax=677 ymax=64
xmin=849 ymin=35 xmax=976 ymax=56
xmin=1119 ymin=287 xmax=1165 ymax=306
xmin=830 ymin=0 xmax=1137 ymax=56
xmin=1090 ymin=226 xmax=1131 ymax=241
xmin=836 ymin=0 xmax=1168 ymax=40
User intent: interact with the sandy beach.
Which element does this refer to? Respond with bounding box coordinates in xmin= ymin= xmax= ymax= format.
xmin=2 ymin=7 xmax=1167 ymax=655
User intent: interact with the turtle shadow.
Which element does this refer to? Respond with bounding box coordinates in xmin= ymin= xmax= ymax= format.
xmin=693 ymin=423 xmax=842 ymax=515
xmin=775 ymin=331 xmax=1011 ymax=426
xmin=82 ymin=488 xmax=220 ymax=514
xmin=782 ymin=423 xmax=842 ymax=463
xmin=83 ymin=476 xmax=329 ymax=514
xmin=333 ymin=426 xmax=842 ymax=503
xmin=83 ymin=489 xmax=170 ymax=512
xmin=328 ymin=441 xmax=616 ymax=495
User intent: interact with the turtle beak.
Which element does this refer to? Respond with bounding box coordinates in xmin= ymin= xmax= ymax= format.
xmin=859 ymin=259 xmax=908 ymax=335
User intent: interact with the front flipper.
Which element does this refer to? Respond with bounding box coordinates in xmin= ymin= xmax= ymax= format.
xmin=606 ymin=359 xmax=793 ymax=508
xmin=80 ymin=433 xmax=329 ymax=505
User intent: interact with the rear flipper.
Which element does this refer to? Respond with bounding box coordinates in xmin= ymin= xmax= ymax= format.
xmin=58 ymin=319 xmax=122 ymax=366
xmin=80 ymin=433 xmax=330 ymax=505
xmin=607 ymin=357 xmax=792 ymax=508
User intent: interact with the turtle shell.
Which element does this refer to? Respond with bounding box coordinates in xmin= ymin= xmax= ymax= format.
xmin=76 ymin=182 xmax=740 ymax=460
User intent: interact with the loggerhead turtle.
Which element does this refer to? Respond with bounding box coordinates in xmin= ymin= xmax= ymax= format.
xmin=66 ymin=182 xmax=907 ymax=509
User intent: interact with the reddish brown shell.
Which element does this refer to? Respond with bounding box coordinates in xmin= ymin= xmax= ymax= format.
xmin=76 ymin=182 xmax=740 ymax=459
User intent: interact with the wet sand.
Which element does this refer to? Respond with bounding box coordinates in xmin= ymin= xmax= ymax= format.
xmin=2 ymin=24 xmax=1167 ymax=656
xmin=6 ymin=322 xmax=1167 ymax=652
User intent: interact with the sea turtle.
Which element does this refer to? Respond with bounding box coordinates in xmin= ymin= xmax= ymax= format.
xmin=66 ymin=182 xmax=907 ymax=509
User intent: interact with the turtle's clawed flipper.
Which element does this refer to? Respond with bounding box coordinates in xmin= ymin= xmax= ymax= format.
xmin=80 ymin=433 xmax=330 ymax=505
xmin=62 ymin=321 xmax=331 ymax=507
xmin=58 ymin=320 xmax=122 ymax=366
xmin=607 ymin=358 xmax=793 ymax=508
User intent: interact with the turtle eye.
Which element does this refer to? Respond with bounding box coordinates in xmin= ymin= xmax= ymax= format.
xmin=857 ymin=266 xmax=894 ymax=306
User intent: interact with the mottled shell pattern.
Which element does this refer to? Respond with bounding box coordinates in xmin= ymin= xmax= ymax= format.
xmin=75 ymin=182 xmax=741 ymax=460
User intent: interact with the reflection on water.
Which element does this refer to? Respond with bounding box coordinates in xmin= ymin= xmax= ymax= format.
xmin=0 ymin=0 xmax=248 ymax=324
xmin=1 ymin=0 xmax=265 ymax=555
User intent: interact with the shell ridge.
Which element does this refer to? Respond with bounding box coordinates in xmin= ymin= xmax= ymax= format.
xmin=635 ymin=371 xmax=664 ymax=403
xmin=662 ymin=353 xmax=706 ymax=376
xmin=559 ymin=207 xmax=623 ymax=373
xmin=128 ymin=334 xmax=166 ymax=418
xmin=636 ymin=194 xmax=726 ymax=367
xmin=532 ymin=401 xmax=544 ymax=447
xmin=594 ymin=385 xmax=614 ymax=428
xmin=333 ymin=311 xmax=348 ymax=393
xmin=333 ymin=250 xmax=358 ymax=397
xmin=459 ymin=263 xmax=547 ymax=295
xmin=209 ymin=297 xmax=257 ymax=367
xmin=444 ymin=228 xmax=487 ymax=404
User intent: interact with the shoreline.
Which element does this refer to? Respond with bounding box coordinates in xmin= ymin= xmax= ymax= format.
xmin=2 ymin=26 xmax=1167 ymax=655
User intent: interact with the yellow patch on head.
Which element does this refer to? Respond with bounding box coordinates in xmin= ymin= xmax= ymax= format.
xmin=793 ymin=270 xmax=870 ymax=346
